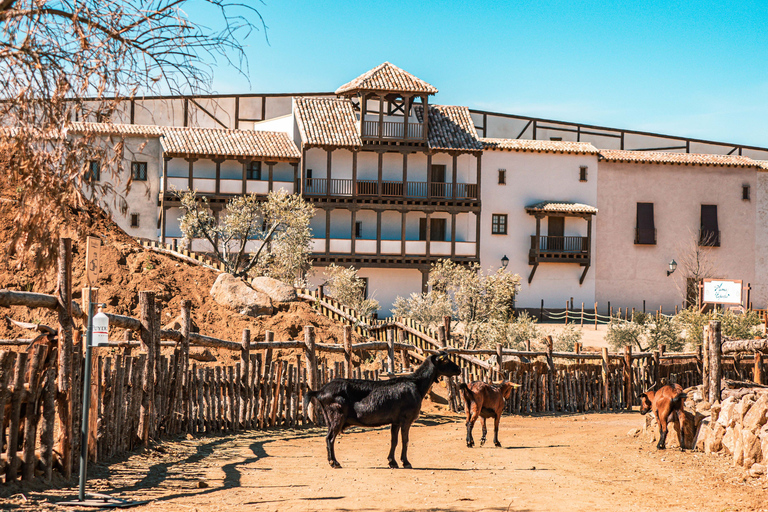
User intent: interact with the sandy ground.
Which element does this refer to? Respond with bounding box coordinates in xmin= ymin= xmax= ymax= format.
xmin=544 ymin=322 xmax=610 ymax=350
xmin=4 ymin=410 xmax=768 ymax=512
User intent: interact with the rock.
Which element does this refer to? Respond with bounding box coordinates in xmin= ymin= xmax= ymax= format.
xmin=251 ymin=276 xmax=298 ymax=303
xmin=749 ymin=464 xmax=766 ymax=478
xmin=707 ymin=423 xmax=725 ymax=453
xmin=742 ymin=429 xmax=762 ymax=468
xmin=694 ymin=418 xmax=710 ymax=452
xmin=696 ymin=401 xmax=712 ymax=414
xmin=737 ymin=395 xmax=756 ymax=424
xmin=732 ymin=424 xmax=745 ymax=466
xmin=189 ymin=348 xmax=216 ymax=362
xmin=210 ymin=273 xmax=273 ymax=317
xmin=710 ymin=402 xmax=722 ymax=423
xmin=197 ymin=480 xmax=209 ymax=489
xmin=760 ymin=425 xmax=768 ymax=464
xmin=742 ymin=395 xmax=768 ymax=433
xmin=723 ymin=424 xmax=741 ymax=456
xmin=717 ymin=397 xmax=737 ymax=428
xmin=627 ymin=428 xmax=641 ymax=437
xmin=163 ymin=314 xmax=200 ymax=333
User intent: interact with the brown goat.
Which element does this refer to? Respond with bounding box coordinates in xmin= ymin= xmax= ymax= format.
xmin=640 ymin=383 xmax=691 ymax=450
xmin=459 ymin=381 xmax=519 ymax=447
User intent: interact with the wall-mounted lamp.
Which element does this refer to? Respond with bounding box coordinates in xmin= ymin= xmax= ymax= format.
xmin=667 ymin=259 xmax=677 ymax=277
xmin=501 ymin=255 xmax=509 ymax=269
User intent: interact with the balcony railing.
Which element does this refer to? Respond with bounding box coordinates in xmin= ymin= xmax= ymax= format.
xmin=362 ymin=120 xmax=423 ymax=141
xmin=530 ymin=236 xmax=589 ymax=253
xmin=310 ymin=238 xmax=477 ymax=258
xmin=304 ymin=178 xmax=478 ymax=200
xmin=634 ymin=228 xmax=657 ymax=245
xmin=699 ymin=229 xmax=721 ymax=247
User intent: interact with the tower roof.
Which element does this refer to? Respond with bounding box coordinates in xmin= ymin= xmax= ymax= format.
xmin=335 ymin=62 xmax=438 ymax=96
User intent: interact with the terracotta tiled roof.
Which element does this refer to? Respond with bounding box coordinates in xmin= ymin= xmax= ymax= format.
xmin=481 ymin=138 xmax=599 ymax=155
xmin=754 ymin=160 xmax=768 ymax=170
xmin=525 ymin=201 xmax=598 ymax=215
xmin=335 ymin=62 xmax=438 ymax=96
xmin=599 ymin=149 xmax=759 ymax=168
xmin=69 ymin=122 xmax=164 ymax=137
xmin=161 ymin=127 xmax=300 ymax=160
xmin=70 ymin=122 xmax=300 ymax=160
xmin=415 ymin=105 xmax=483 ymax=152
xmin=294 ymin=97 xmax=362 ymax=148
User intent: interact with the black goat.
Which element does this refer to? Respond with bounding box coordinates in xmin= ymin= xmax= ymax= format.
xmin=304 ymin=352 xmax=461 ymax=469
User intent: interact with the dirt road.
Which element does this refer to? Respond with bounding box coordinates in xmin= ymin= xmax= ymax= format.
xmin=4 ymin=411 xmax=768 ymax=512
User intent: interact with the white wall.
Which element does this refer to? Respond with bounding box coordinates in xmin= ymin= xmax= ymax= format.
xmin=480 ymin=149 xmax=599 ymax=308
xmin=754 ymin=171 xmax=768 ymax=308
xmin=305 ymin=148 xmax=327 ymax=179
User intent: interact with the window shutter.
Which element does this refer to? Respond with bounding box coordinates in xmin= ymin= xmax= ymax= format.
xmin=635 ymin=203 xmax=655 ymax=244
xmin=700 ymin=205 xmax=719 ymax=246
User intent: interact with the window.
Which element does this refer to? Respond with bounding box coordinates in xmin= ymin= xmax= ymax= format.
xmin=355 ymin=221 xmax=362 ymax=238
xmin=498 ymin=169 xmax=506 ymax=185
xmin=360 ymin=277 xmax=369 ymax=299
xmin=743 ymin=184 xmax=751 ymax=201
xmin=247 ymin=161 xmax=262 ymax=180
xmin=430 ymin=164 xmax=446 ymax=183
xmin=635 ymin=203 xmax=656 ymax=245
xmin=131 ymin=162 xmax=147 ymax=181
xmin=306 ymin=168 xmax=313 ymax=187
xmin=491 ymin=214 xmax=507 ymax=235
xmin=700 ymin=205 xmax=720 ymax=247
xmin=87 ymin=161 xmax=100 ymax=182
xmin=418 ymin=218 xmax=446 ymax=241
xmin=579 ymin=166 xmax=588 ymax=182
xmin=130 ymin=213 xmax=140 ymax=228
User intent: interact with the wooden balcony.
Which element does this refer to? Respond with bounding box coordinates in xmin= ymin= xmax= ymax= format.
xmin=361 ymin=120 xmax=424 ymax=142
xmin=303 ymin=178 xmax=478 ymax=201
xmin=529 ymin=236 xmax=590 ymax=264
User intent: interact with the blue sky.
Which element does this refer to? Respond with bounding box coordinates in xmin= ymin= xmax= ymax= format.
xmin=200 ymin=0 xmax=768 ymax=147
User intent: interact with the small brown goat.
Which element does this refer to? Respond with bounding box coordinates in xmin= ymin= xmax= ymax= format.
xmin=460 ymin=381 xmax=519 ymax=447
xmin=640 ymin=383 xmax=691 ymax=450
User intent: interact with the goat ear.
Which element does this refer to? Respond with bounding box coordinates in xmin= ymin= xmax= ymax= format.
xmin=436 ymin=353 xmax=447 ymax=363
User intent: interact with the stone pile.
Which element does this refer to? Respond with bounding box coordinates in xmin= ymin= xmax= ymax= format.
xmin=641 ymin=386 xmax=768 ymax=479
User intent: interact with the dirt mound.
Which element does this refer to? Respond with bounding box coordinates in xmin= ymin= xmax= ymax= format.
xmin=0 ymin=191 xmax=365 ymax=352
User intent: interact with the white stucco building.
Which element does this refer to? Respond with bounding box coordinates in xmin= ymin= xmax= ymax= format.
xmin=72 ymin=63 xmax=768 ymax=315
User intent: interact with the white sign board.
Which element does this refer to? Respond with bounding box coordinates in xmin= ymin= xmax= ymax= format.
xmin=702 ymin=279 xmax=742 ymax=305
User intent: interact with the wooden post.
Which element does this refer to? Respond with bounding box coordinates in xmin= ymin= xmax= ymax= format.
xmin=41 ymin=363 xmax=56 ymax=481
xmin=601 ymin=348 xmax=609 ymax=408
xmin=398 ymin=328 xmax=410 ymax=371
xmin=304 ymin=326 xmax=318 ymax=423
xmin=580 ymin=302 xmax=584 ymax=326
xmin=179 ymin=300 xmax=191 ymax=433
xmin=386 ymin=328 xmax=395 ymax=374
xmin=624 ymin=345 xmax=633 ymax=410
xmin=496 ymin=343 xmax=503 ymax=374
xmin=755 ymin=352 xmax=764 ymax=386
xmin=708 ymin=320 xmax=722 ymax=403
xmin=653 ymin=350 xmax=660 ymax=386
xmin=437 ymin=325 xmax=456 ymax=411
xmin=594 ymin=302 xmax=598 ymax=330
xmin=138 ymin=291 xmax=156 ymax=446
xmin=565 ymin=301 xmax=569 ymax=324
xmin=540 ymin=299 xmax=544 ymax=323
xmin=6 ymin=352 xmax=27 ymax=481
xmin=56 ymin=237 xmax=74 ymax=478
xmin=343 ymin=325 xmax=352 ymax=378
xmin=702 ymin=325 xmax=710 ymax=391
xmin=22 ymin=345 xmax=47 ymax=480
xmin=443 ymin=315 xmax=451 ymax=344
xmin=545 ymin=336 xmax=555 ymax=412
xmin=240 ymin=328 xmax=250 ymax=427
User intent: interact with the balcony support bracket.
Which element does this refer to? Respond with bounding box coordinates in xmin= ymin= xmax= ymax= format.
xmin=579 ymin=264 xmax=590 ymax=285
xmin=528 ymin=263 xmax=539 ymax=284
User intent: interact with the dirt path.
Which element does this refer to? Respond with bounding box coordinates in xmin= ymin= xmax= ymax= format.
xmin=4 ymin=412 xmax=768 ymax=512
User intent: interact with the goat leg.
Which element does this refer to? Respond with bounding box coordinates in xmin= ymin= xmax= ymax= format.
xmin=656 ymin=410 xmax=668 ymax=450
xmin=400 ymin=422 xmax=412 ymax=469
xmin=325 ymin=421 xmax=343 ymax=468
xmin=675 ymin=410 xmax=686 ymax=451
xmin=480 ymin=417 xmax=487 ymax=446
xmin=388 ymin=423 xmax=400 ymax=469
xmin=493 ymin=414 xmax=501 ymax=447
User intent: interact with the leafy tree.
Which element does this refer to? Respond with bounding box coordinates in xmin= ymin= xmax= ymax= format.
xmin=606 ymin=312 xmax=684 ymax=352
xmin=427 ymin=259 xmax=521 ymax=348
xmin=322 ymin=264 xmax=380 ymax=319
xmin=391 ymin=290 xmax=452 ymax=331
xmin=178 ymin=190 xmax=313 ymax=283
xmin=0 ymin=0 xmax=263 ymax=266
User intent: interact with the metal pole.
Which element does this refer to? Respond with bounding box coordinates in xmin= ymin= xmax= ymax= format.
xmin=78 ymin=288 xmax=94 ymax=501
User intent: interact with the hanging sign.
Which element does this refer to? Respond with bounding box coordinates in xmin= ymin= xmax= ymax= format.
xmin=702 ymin=279 xmax=742 ymax=305
xmin=85 ymin=236 xmax=101 ymax=286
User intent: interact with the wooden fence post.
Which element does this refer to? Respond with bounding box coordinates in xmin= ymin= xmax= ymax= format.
xmin=653 ymin=350 xmax=660 ymax=386
xmin=624 ymin=345 xmax=633 ymax=410
xmin=22 ymin=345 xmax=47 ymax=480
xmin=6 ymin=352 xmax=27 ymax=481
xmin=138 ymin=291 xmax=156 ymax=447
xmin=56 ymin=237 xmax=74 ymax=478
xmin=386 ymin=328 xmax=395 ymax=374
xmin=601 ymin=348 xmax=609 ymax=409
xmin=398 ymin=328 xmax=410 ymax=371
xmin=443 ymin=315 xmax=451 ymax=344
xmin=179 ymin=300 xmax=191 ymax=433
xmin=437 ymin=325 xmax=456 ymax=411
xmin=545 ymin=336 xmax=555 ymax=412
xmin=702 ymin=325 xmax=710 ymax=391
xmin=755 ymin=353 xmax=764 ymax=386
xmin=240 ymin=328 xmax=250 ymax=428
xmin=496 ymin=343 xmax=503 ymax=377
xmin=304 ymin=326 xmax=318 ymax=423
xmin=343 ymin=325 xmax=352 ymax=378
xmin=708 ymin=320 xmax=722 ymax=403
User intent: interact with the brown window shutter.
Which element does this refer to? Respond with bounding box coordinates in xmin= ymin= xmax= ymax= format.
xmin=700 ymin=205 xmax=719 ymax=246
xmin=635 ymin=203 xmax=655 ymax=244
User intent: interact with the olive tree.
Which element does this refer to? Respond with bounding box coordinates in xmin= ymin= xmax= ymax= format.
xmin=178 ymin=190 xmax=314 ymax=283
xmin=322 ymin=264 xmax=380 ymax=319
